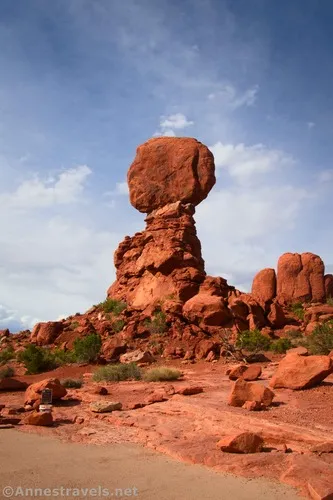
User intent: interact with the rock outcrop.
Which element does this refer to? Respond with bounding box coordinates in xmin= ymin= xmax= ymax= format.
xmin=251 ymin=268 xmax=276 ymax=308
xmin=270 ymin=354 xmax=333 ymax=390
xmin=276 ymin=252 xmax=326 ymax=304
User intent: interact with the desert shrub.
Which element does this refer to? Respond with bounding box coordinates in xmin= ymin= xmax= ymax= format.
xmin=145 ymin=311 xmax=168 ymax=334
xmin=17 ymin=345 xmax=57 ymax=374
xmin=236 ymin=329 xmax=272 ymax=353
xmin=143 ymin=367 xmax=181 ymax=382
xmin=60 ymin=378 xmax=83 ymax=389
xmin=304 ymin=321 xmax=333 ymax=355
xmin=70 ymin=321 xmax=79 ymax=330
xmin=270 ymin=338 xmax=292 ymax=354
xmin=112 ymin=319 xmax=126 ymax=333
xmin=0 ymin=346 xmax=15 ymax=365
xmin=73 ymin=333 xmax=102 ymax=363
xmin=100 ymin=298 xmax=127 ymax=316
xmin=0 ymin=365 xmax=15 ymax=378
xmin=289 ymin=302 xmax=304 ymax=320
xmin=52 ymin=348 xmax=76 ymax=366
xmin=327 ymin=296 xmax=333 ymax=306
xmin=93 ymin=362 xmax=141 ymax=382
xmin=285 ymin=329 xmax=303 ymax=339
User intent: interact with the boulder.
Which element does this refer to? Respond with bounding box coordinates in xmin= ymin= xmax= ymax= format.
xmin=127 ymin=137 xmax=215 ymax=213
xmin=270 ymin=354 xmax=333 ymax=390
xmin=267 ymin=301 xmax=287 ymax=328
xmin=25 ymin=411 xmax=53 ymax=426
xmin=217 ymin=432 xmax=264 ymax=454
xmin=119 ymin=350 xmax=155 ymax=365
xmin=228 ymin=378 xmax=275 ymax=408
xmin=228 ymin=365 xmax=248 ymax=381
xmin=276 ymin=252 xmax=325 ymax=304
xmin=24 ymin=378 xmax=67 ymax=406
xmin=287 ymin=346 xmax=308 ymax=356
xmin=242 ymin=365 xmax=262 ymax=381
xmin=183 ymin=294 xmax=231 ymax=327
xmin=251 ymin=268 xmax=276 ymax=307
xmin=30 ymin=321 xmax=64 ymax=345
xmin=0 ymin=378 xmax=28 ymax=391
xmin=89 ymin=401 xmax=122 ymax=413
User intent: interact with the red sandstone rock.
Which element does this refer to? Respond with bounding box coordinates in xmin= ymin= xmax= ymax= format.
xmin=25 ymin=411 xmax=53 ymax=426
xmin=242 ymin=400 xmax=262 ymax=411
xmin=243 ymin=365 xmax=262 ymax=381
xmin=175 ymin=385 xmax=203 ymax=396
xmin=277 ymin=252 xmax=325 ymax=304
xmin=251 ymin=268 xmax=276 ymax=307
xmin=217 ymin=432 xmax=264 ymax=454
xmin=183 ymin=294 xmax=231 ymax=327
xmin=30 ymin=321 xmax=64 ymax=345
xmin=304 ymin=304 xmax=333 ymax=323
xmin=228 ymin=365 xmax=248 ymax=381
xmin=24 ymin=378 xmax=67 ymax=406
xmin=307 ymin=478 xmax=333 ymax=500
xmin=0 ymin=378 xmax=27 ymax=391
xmin=108 ymin=202 xmax=206 ymax=307
xmin=287 ymin=346 xmax=308 ymax=356
xmin=324 ymin=274 xmax=333 ymax=301
xmin=119 ymin=350 xmax=155 ymax=364
xmin=228 ymin=378 xmax=275 ymax=408
xmin=267 ymin=300 xmax=287 ymax=328
xmin=127 ymin=137 xmax=215 ymax=213
xmin=0 ymin=328 xmax=10 ymax=337
xmin=270 ymin=354 xmax=333 ymax=390
xmin=194 ymin=340 xmax=219 ymax=360
xmin=102 ymin=339 xmax=127 ymax=361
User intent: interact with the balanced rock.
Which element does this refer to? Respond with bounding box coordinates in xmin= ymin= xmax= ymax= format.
xmin=276 ymin=252 xmax=325 ymax=304
xmin=128 ymin=137 xmax=215 ymax=213
xmin=270 ymin=354 xmax=333 ymax=390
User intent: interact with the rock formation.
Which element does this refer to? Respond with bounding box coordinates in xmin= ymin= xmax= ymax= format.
xmin=276 ymin=252 xmax=326 ymax=303
xmin=108 ymin=137 xmax=216 ymax=308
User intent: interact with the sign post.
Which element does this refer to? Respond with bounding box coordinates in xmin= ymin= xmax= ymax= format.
xmin=39 ymin=389 xmax=53 ymax=413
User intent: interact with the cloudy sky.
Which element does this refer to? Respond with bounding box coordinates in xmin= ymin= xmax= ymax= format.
xmin=1 ymin=0 xmax=333 ymax=331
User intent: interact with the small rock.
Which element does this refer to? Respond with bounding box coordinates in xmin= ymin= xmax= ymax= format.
xmin=93 ymin=386 xmax=108 ymax=395
xmin=242 ymin=400 xmax=262 ymax=411
xmin=228 ymin=365 xmax=248 ymax=380
xmin=243 ymin=365 xmax=262 ymax=381
xmin=176 ymin=386 xmax=204 ymax=396
xmin=146 ymin=393 xmax=167 ymax=404
xmin=0 ymin=424 xmax=14 ymax=429
xmin=25 ymin=411 xmax=53 ymax=427
xmin=120 ymin=350 xmax=155 ymax=365
xmin=217 ymin=432 xmax=264 ymax=454
xmin=89 ymin=401 xmax=122 ymax=413
xmin=74 ymin=416 xmax=85 ymax=424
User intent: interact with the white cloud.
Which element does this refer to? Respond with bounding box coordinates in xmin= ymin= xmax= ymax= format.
xmin=153 ymin=113 xmax=193 ymax=137
xmin=207 ymin=84 xmax=259 ymax=109
xmin=104 ymin=181 xmax=129 ymax=197
xmin=160 ymin=113 xmax=194 ymax=130
xmin=0 ymin=165 xmax=91 ymax=209
xmin=209 ymin=142 xmax=295 ymax=183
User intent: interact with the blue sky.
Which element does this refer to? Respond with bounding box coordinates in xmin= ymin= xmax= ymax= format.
xmin=1 ymin=0 xmax=333 ymax=331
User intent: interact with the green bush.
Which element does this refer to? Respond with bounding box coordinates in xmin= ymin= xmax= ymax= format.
xmin=17 ymin=345 xmax=57 ymax=374
xmin=285 ymin=329 xmax=303 ymax=339
xmin=93 ymin=362 xmax=142 ymax=382
xmin=60 ymin=378 xmax=83 ymax=389
xmin=236 ymin=329 xmax=272 ymax=353
xmin=305 ymin=321 xmax=333 ymax=355
xmin=0 ymin=365 xmax=15 ymax=378
xmin=143 ymin=367 xmax=181 ymax=382
xmin=100 ymin=298 xmax=127 ymax=316
xmin=112 ymin=319 xmax=126 ymax=333
xmin=289 ymin=302 xmax=304 ymax=320
xmin=70 ymin=321 xmax=79 ymax=330
xmin=52 ymin=348 xmax=76 ymax=366
xmin=73 ymin=333 xmax=102 ymax=363
xmin=0 ymin=346 xmax=15 ymax=365
xmin=270 ymin=338 xmax=292 ymax=354
xmin=144 ymin=311 xmax=168 ymax=335
xmin=327 ymin=296 xmax=333 ymax=306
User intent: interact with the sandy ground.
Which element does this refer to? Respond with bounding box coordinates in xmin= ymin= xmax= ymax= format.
xmin=0 ymin=430 xmax=301 ymax=500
